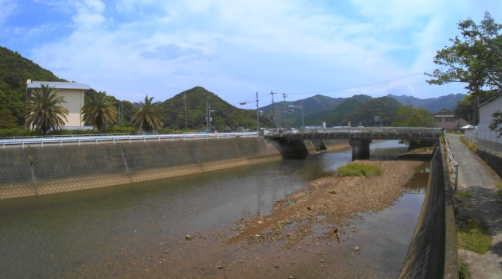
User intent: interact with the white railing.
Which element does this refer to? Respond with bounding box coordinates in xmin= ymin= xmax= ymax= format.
xmin=0 ymin=132 xmax=258 ymax=149
xmin=464 ymin=129 xmax=502 ymax=155
xmin=444 ymin=131 xmax=459 ymax=190
xmin=266 ymin=127 xmax=443 ymax=136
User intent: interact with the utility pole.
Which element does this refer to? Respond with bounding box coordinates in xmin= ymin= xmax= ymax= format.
xmin=256 ymin=92 xmax=260 ymax=134
xmin=206 ymin=99 xmax=209 ymax=132
xmin=301 ymin=100 xmax=304 ymax=128
xmin=184 ymin=91 xmax=187 ymax=130
xmin=270 ymin=91 xmax=277 ymax=127
xmin=283 ymin=93 xmax=287 ymax=129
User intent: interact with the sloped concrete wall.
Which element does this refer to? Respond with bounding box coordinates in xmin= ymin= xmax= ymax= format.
xmin=399 ymin=144 xmax=458 ymax=279
xmin=0 ymin=138 xmax=280 ymax=200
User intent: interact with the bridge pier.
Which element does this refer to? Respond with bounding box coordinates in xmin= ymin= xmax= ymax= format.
xmin=349 ymin=139 xmax=372 ymax=160
xmin=268 ymin=139 xmax=310 ymax=159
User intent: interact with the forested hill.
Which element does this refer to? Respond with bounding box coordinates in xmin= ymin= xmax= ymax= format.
xmin=0 ymin=46 xmax=66 ymax=125
xmin=293 ymin=95 xmax=372 ymax=127
xmin=159 ymin=86 xmax=274 ymax=131
xmin=341 ymin=97 xmax=401 ymax=126
xmin=387 ymin=93 xmax=466 ymax=113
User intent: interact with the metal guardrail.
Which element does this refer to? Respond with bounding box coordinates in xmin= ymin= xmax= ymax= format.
xmin=444 ymin=132 xmax=459 ymax=190
xmin=0 ymin=132 xmax=258 ymax=149
xmin=0 ymin=133 xmax=130 ymax=140
xmin=267 ymin=127 xmax=443 ymax=135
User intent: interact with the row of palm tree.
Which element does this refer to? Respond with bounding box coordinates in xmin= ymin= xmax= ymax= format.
xmin=25 ymin=84 xmax=164 ymax=134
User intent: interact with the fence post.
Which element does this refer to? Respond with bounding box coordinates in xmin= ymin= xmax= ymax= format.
xmin=454 ymin=165 xmax=459 ymax=191
xmin=96 ymin=138 xmax=98 ymax=145
xmin=79 ymin=138 xmax=81 ymax=146
xmin=22 ymin=140 xmax=24 ymax=149
xmin=41 ymin=140 xmax=44 ymax=148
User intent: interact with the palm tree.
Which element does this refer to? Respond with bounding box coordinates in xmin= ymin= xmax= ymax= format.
xmin=25 ymin=84 xmax=69 ymax=134
xmin=131 ymin=95 xmax=164 ymax=133
xmin=81 ymin=91 xmax=118 ymax=130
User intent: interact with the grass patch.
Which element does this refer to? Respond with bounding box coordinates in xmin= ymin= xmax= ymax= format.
xmin=496 ymin=184 xmax=502 ymax=190
xmin=459 ymin=261 xmax=470 ymax=279
xmin=337 ymin=163 xmax=383 ymax=177
xmin=457 ymin=217 xmax=491 ymax=254
xmin=454 ymin=191 xmax=472 ymax=198
xmin=460 ymin=136 xmax=478 ymax=153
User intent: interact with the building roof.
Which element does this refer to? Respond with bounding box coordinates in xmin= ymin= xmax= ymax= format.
xmin=27 ymin=81 xmax=90 ymax=90
xmin=434 ymin=108 xmax=454 ymax=116
xmin=478 ymin=93 xmax=502 ymax=108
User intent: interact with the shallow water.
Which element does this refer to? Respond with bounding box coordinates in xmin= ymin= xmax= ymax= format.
xmin=0 ymin=140 xmax=427 ymax=278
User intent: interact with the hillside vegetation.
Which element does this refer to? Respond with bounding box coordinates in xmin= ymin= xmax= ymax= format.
xmin=0 ymin=46 xmax=66 ymax=126
xmin=159 ymin=86 xmax=274 ymax=131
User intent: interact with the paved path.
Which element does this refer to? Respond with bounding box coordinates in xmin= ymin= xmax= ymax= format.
xmin=447 ymin=134 xmax=502 ymax=278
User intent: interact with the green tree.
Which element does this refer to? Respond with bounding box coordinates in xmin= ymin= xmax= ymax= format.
xmin=0 ymin=109 xmax=18 ymax=128
xmin=426 ymin=12 xmax=502 ymax=93
xmin=392 ymin=105 xmax=433 ymax=127
xmin=131 ymin=95 xmax=164 ymax=133
xmin=489 ymin=111 xmax=502 ymax=137
xmin=25 ymin=84 xmax=69 ymax=134
xmin=81 ymin=91 xmax=118 ymax=130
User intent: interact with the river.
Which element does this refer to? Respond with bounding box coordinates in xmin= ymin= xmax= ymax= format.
xmin=0 ymin=140 xmax=428 ymax=278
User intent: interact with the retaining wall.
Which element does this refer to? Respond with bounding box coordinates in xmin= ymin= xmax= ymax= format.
xmin=399 ymin=144 xmax=458 ymax=279
xmin=0 ymin=138 xmax=280 ymax=200
xmin=477 ymin=149 xmax=502 ymax=178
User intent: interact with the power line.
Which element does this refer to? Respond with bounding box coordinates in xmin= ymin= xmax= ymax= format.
xmin=283 ymin=72 xmax=424 ymax=95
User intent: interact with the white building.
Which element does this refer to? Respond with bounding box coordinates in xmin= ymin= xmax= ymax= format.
xmin=26 ymin=80 xmax=91 ymax=130
xmin=478 ymin=94 xmax=502 ymax=131
xmin=475 ymin=94 xmax=502 ymax=152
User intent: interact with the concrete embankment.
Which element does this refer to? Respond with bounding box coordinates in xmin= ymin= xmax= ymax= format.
xmin=0 ymin=138 xmax=281 ymax=200
xmin=399 ymin=144 xmax=458 ymax=279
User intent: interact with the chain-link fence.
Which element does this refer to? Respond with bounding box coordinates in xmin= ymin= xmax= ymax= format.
xmin=464 ymin=129 xmax=502 ymax=155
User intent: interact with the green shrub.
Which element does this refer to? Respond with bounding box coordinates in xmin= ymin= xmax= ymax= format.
xmin=0 ymin=127 xmax=40 ymax=138
xmin=460 ymin=136 xmax=478 ymax=153
xmin=458 ymin=261 xmax=470 ymax=279
xmin=457 ymin=217 xmax=491 ymax=254
xmin=454 ymin=191 xmax=472 ymax=198
xmin=337 ymin=163 xmax=383 ymax=177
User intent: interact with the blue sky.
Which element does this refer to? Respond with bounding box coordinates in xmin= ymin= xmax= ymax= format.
xmin=1 ymin=0 xmax=501 ymax=108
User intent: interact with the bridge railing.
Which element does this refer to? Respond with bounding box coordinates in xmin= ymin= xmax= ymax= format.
xmin=0 ymin=132 xmax=258 ymax=149
xmin=266 ymin=127 xmax=443 ymax=136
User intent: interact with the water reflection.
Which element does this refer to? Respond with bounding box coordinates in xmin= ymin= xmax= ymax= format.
xmin=0 ymin=140 xmax=426 ymax=278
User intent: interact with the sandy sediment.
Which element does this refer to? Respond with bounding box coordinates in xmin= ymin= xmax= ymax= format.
xmin=228 ymin=160 xmax=425 ymax=248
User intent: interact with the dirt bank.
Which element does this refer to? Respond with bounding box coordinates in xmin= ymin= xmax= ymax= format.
xmin=228 ymin=160 xmax=426 ymax=248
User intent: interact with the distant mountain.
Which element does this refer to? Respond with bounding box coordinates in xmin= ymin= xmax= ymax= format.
xmin=294 ymin=95 xmax=372 ymax=127
xmin=387 ymin=93 xmax=466 ymax=113
xmin=0 ymin=46 xmax=66 ymax=125
xmin=159 ymin=86 xmax=274 ymax=131
xmin=259 ymin=94 xmax=345 ymax=127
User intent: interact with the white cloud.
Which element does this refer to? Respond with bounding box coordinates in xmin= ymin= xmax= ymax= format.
xmin=23 ymin=0 xmax=488 ymax=105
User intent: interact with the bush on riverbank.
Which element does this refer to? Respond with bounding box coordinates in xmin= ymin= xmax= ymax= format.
xmin=460 ymin=136 xmax=478 ymax=153
xmin=457 ymin=217 xmax=491 ymax=254
xmin=337 ymin=163 xmax=383 ymax=177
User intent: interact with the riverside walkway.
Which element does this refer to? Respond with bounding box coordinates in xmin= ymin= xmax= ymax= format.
xmin=446 ymin=134 xmax=502 ymax=278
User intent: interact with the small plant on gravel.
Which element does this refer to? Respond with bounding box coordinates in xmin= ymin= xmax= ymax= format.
xmin=454 ymin=191 xmax=472 ymax=198
xmin=457 ymin=217 xmax=491 ymax=254
xmin=458 ymin=261 xmax=470 ymax=279
xmin=496 ymin=184 xmax=502 ymax=190
xmin=337 ymin=163 xmax=383 ymax=177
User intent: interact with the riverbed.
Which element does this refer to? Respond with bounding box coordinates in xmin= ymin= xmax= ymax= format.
xmin=0 ymin=140 xmax=428 ymax=278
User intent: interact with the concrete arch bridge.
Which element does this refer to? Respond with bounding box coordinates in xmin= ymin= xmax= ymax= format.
xmin=265 ymin=127 xmax=443 ymax=159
